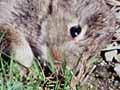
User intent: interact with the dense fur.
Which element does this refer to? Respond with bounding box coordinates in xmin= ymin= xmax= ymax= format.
xmin=0 ymin=0 xmax=116 ymax=84
xmin=0 ymin=0 xmax=51 ymax=67
xmin=46 ymin=0 xmax=116 ymax=85
xmin=46 ymin=0 xmax=116 ymax=70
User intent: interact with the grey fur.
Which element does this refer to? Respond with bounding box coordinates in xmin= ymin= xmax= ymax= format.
xmin=0 ymin=0 xmax=116 ymax=83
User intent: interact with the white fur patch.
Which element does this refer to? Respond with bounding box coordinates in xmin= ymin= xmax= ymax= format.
xmin=11 ymin=33 xmax=34 ymax=68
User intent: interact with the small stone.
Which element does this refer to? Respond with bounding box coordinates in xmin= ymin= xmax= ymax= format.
xmin=114 ymin=64 xmax=120 ymax=77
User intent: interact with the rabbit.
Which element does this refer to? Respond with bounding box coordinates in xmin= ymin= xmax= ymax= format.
xmin=45 ymin=0 xmax=116 ymax=85
xmin=0 ymin=0 xmax=50 ymax=68
xmin=0 ymin=0 xmax=51 ymax=76
xmin=0 ymin=0 xmax=116 ymax=84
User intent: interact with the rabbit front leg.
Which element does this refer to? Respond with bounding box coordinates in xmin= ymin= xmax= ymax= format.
xmin=0 ymin=24 xmax=34 ymax=76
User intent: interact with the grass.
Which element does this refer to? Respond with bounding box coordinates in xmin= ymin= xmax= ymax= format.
xmin=0 ymin=16 xmax=77 ymax=89
xmin=0 ymin=32 xmax=98 ymax=90
xmin=0 ymin=50 xmax=74 ymax=90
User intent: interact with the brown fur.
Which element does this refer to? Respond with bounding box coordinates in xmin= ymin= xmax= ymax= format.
xmin=0 ymin=0 xmax=51 ymax=67
xmin=46 ymin=0 xmax=116 ymax=85
xmin=0 ymin=0 xmax=116 ymax=84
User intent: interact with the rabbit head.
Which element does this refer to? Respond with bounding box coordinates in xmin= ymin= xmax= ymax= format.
xmin=45 ymin=0 xmax=116 ymax=74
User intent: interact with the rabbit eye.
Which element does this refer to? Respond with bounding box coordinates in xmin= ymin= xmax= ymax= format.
xmin=70 ymin=25 xmax=81 ymax=38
